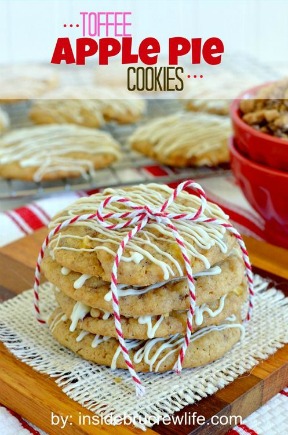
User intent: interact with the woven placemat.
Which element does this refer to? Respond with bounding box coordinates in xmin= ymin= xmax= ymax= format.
xmin=0 ymin=275 xmax=287 ymax=430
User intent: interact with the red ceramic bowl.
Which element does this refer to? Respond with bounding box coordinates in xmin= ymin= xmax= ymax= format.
xmin=230 ymin=83 xmax=288 ymax=171
xmin=229 ymin=137 xmax=288 ymax=249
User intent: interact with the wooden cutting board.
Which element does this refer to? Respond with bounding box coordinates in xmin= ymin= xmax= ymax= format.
xmin=0 ymin=228 xmax=287 ymax=435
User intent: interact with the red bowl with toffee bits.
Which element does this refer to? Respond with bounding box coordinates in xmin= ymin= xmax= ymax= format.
xmin=230 ymin=80 xmax=288 ymax=171
xmin=229 ymin=137 xmax=288 ymax=249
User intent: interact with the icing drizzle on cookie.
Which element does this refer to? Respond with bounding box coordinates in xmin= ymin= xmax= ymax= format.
xmin=31 ymin=86 xmax=146 ymax=121
xmin=73 ymin=274 xmax=92 ymax=289
xmin=68 ymin=288 xmax=228 ymax=339
xmin=49 ymin=184 xmax=231 ymax=281
xmin=104 ymin=266 xmax=221 ymax=301
xmin=0 ymin=125 xmax=121 ymax=182
xmin=129 ymin=112 xmax=231 ymax=162
xmin=110 ymin=322 xmax=245 ymax=371
xmin=76 ymin=330 xmax=89 ymax=342
xmin=194 ymin=294 xmax=227 ymax=326
xmin=91 ymin=334 xmax=110 ymax=348
xmin=50 ymin=312 xmax=67 ymax=333
xmin=61 ymin=267 xmax=71 ymax=276
xmin=69 ymin=301 xmax=90 ymax=332
xmin=138 ymin=315 xmax=164 ymax=339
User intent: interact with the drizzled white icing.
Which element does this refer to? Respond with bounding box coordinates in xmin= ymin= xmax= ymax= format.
xmin=61 ymin=267 xmax=71 ymax=276
xmin=102 ymin=311 xmax=111 ymax=320
xmin=225 ymin=314 xmax=237 ymax=322
xmin=31 ymin=88 xmax=105 ymax=126
xmin=49 ymin=184 xmax=230 ymax=282
xmin=138 ymin=315 xmax=164 ymax=339
xmin=121 ymin=252 xmax=144 ymax=264
xmin=69 ymin=302 xmax=90 ymax=332
xmin=73 ymin=274 xmax=91 ymax=289
xmin=104 ymin=279 xmax=180 ymax=302
xmin=91 ymin=335 xmax=110 ymax=348
xmin=0 ymin=125 xmax=121 ymax=181
xmin=110 ymin=322 xmax=245 ymax=371
xmin=69 ymin=277 xmax=227 ymax=339
xmin=91 ymin=87 xmax=146 ymax=117
xmin=104 ymin=266 xmax=221 ymax=302
xmin=129 ymin=112 xmax=231 ymax=161
xmin=194 ymin=294 xmax=227 ymax=326
xmin=111 ymin=339 xmax=137 ymax=370
xmin=194 ymin=265 xmax=221 ymax=277
xmin=31 ymin=86 xmax=146 ymax=120
xmin=50 ymin=312 xmax=67 ymax=333
xmin=135 ymin=291 xmax=226 ymax=337
xmin=76 ymin=330 xmax=89 ymax=342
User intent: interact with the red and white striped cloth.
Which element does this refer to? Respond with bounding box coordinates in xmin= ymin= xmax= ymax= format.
xmin=0 ymin=171 xmax=266 ymax=247
xmin=0 ymin=406 xmax=45 ymax=435
xmin=227 ymin=387 xmax=288 ymax=435
xmin=1 ymin=388 xmax=287 ymax=434
xmin=0 ymin=170 xmax=287 ymax=433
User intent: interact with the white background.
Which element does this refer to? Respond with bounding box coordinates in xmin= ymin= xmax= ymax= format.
xmin=0 ymin=0 xmax=287 ymax=66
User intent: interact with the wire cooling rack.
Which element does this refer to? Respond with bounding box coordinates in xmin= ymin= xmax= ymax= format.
xmin=0 ymin=55 xmax=280 ymax=200
xmin=0 ymin=98 xmax=231 ymax=200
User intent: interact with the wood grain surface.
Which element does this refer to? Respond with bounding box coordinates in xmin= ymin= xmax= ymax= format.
xmin=0 ymin=227 xmax=287 ymax=435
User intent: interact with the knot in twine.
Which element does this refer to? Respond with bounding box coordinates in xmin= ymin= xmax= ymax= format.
xmin=34 ymin=180 xmax=254 ymax=396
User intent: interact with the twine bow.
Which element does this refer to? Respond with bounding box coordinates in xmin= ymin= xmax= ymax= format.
xmin=34 ymin=180 xmax=254 ymax=396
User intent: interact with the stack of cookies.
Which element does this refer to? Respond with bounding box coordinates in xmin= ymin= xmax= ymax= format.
xmin=42 ymin=183 xmax=247 ymax=372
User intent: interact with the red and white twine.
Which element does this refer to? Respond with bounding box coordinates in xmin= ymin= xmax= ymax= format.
xmin=34 ymin=180 xmax=254 ymax=396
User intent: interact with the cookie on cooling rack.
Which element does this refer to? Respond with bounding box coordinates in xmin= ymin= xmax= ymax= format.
xmin=30 ymin=86 xmax=146 ymax=127
xmin=0 ymin=65 xmax=59 ymax=102
xmin=184 ymin=73 xmax=260 ymax=116
xmin=0 ymin=108 xmax=9 ymax=132
xmin=129 ymin=112 xmax=231 ymax=167
xmin=0 ymin=124 xmax=121 ymax=182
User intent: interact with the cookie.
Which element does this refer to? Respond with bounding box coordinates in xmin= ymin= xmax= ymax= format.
xmin=30 ymin=88 xmax=104 ymax=128
xmin=97 ymin=88 xmax=146 ymax=124
xmin=94 ymin=63 xmax=129 ymax=88
xmin=0 ymin=108 xmax=9 ymax=132
xmin=184 ymin=73 xmax=260 ymax=116
xmin=129 ymin=113 xmax=231 ymax=167
xmin=186 ymin=99 xmax=229 ymax=116
xmin=0 ymin=124 xmax=121 ymax=182
xmin=47 ymin=184 xmax=237 ymax=286
xmin=49 ymin=307 xmax=243 ymax=372
xmin=0 ymin=65 xmax=59 ymax=102
xmin=42 ymin=251 xmax=245 ymax=316
xmin=30 ymin=86 xmax=146 ymax=127
xmin=55 ymin=288 xmax=245 ymax=339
